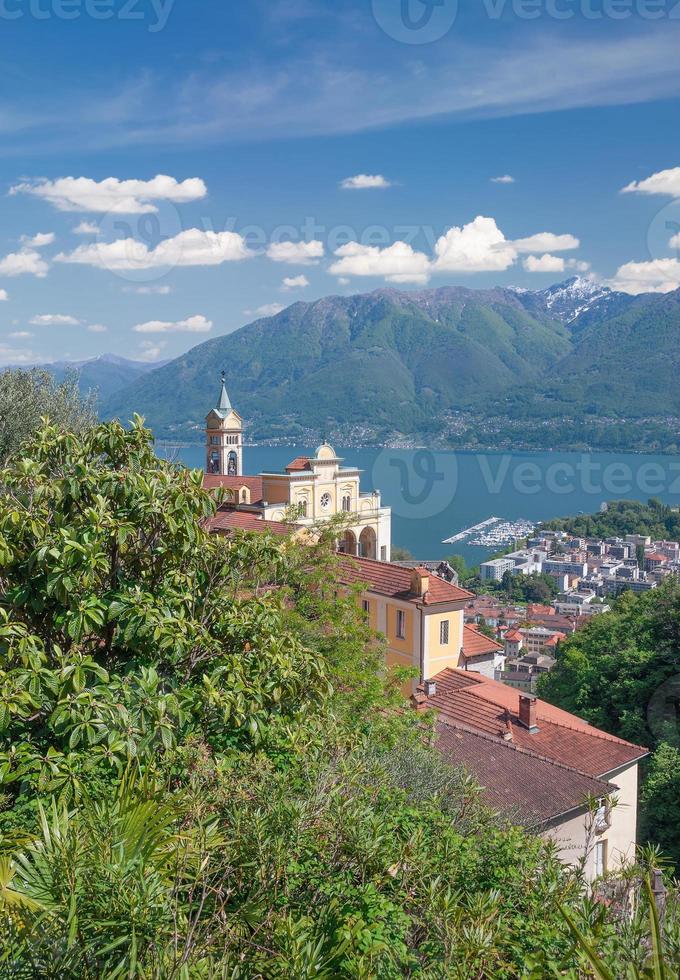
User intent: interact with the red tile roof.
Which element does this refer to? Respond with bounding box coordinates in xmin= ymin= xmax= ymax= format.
xmin=206 ymin=509 xmax=293 ymax=537
xmin=203 ymin=475 xmax=264 ymax=503
xmin=337 ymin=556 xmax=474 ymax=606
xmin=286 ymin=456 xmax=312 ymax=472
xmin=420 ymin=668 xmax=647 ymax=777
xmin=504 ymin=628 xmax=523 ymax=642
xmin=461 ymin=624 xmax=504 ymax=659
xmin=527 ymin=603 xmax=555 ymax=617
xmin=435 ymin=722 xmax=615 ymax=826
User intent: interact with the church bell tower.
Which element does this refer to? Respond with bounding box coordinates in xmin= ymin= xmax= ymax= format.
xmin=205 ymin=371 xmax=243 ymax=477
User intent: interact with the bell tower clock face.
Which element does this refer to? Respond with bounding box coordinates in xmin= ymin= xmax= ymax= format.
xmin=320 ymin=492 xmax=331 ymax=511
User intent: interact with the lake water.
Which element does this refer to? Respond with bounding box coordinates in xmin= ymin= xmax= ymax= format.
xmin=162 ymin=443 xmax=680 ymax=565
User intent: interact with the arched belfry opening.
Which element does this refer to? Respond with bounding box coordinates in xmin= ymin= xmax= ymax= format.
xmin=205 ymin=370 xmax=243 ymax=477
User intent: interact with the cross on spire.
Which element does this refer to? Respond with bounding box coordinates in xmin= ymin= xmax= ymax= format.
xmin=217 ymin=370 xmax=232 ymax=414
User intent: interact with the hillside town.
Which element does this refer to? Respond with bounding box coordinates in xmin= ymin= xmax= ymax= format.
xmin=201 ymin=375 xmax=650 ymax=884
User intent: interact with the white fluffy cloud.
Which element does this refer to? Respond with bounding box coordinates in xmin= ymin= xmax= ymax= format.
xmin=491 ymin=175 xmax=515 ymax=184
xmin=329 ymin=216 xmax=582 ymax=284
xmin=0 ymin=290 xmax=7 ymax=301
xmin=609 ymin=258 xmax=680 ymax=294
xmin=512 ymin=232 xmax=580 ymax=253
xmin=87 ymin=324 xmax=108 ymax=333
xmin=245 ymin=303 xmax=285 ymax=317
xmin=340 ymin=174 xmax=393 ymax=190
xmin=266 ymin=240 xmax=324 ymax=265
xmin=74 ymin=221 xmax=99 ymax=235
xmin=21 ymin=232 xmax=55 ymax=248
xmin=8 ymin=331 xmax=32 ymax=339
xmin=138 ymin=340 xmax=166 ymax=362
xmin=126 ymin=284 xmax=173 ymax=295
xmin=0 ymin=249 xmax=48 ymax=278
xmin=282 ymin=275 xmax=310 ymax=290
xmin=56 ymin=229 xmax=251 ymax=270
xmin=30 ymin=313 xmax=80 ymax=326
xmin=622 ymin=167 xmax=680 ymax=198
xmin=0 ymin=344 xmax=36 ymax=366
xmin=11 ymin=175 xmax=207 ymax=214
xmin=433 ymin=216 xmax=517 ymax=273
xmin=523 ymin=253 xmax=566 ymax=273
xmin=133 ymin=314 xmax=213 ymax=334
xmin=330 ymin=241 xmax=430 ymax=284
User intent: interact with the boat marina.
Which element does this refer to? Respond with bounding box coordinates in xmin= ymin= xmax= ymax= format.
xmin=443 ymin=517 xmax=536 ymax=549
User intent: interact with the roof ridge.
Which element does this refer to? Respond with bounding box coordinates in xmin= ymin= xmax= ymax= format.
xmin=436 ymin=717 xmax=615 ymax=786
xmin=532 ymin=713 xmax=648 ymax=752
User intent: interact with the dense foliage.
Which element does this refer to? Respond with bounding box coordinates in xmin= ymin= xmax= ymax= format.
xmin=0 ymin=419 xmax=678 ymax=975
xmin=0 ymin=369 xmax=96 ymax=465
xmin=543 ymin=497 xmax=680 ymax=543
xmin=538 ymin=582 xmax=680 ymax=868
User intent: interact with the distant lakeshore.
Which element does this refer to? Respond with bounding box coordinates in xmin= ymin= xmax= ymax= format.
xmin=160 ymin=444 xmax=680 ymax=565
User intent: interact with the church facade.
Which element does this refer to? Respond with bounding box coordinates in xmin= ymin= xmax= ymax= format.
xmin=203 ymin=376 xmax=391 ymax=561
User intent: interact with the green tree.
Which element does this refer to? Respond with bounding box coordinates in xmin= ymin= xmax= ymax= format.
xmin=0 ymin=369 xmax=96 ymax=464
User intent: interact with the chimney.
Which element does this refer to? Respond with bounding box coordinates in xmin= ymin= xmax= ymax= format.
xmin=423 ymin=678 xmax=436 ymax=697
xmin=518 ymin=694 xmax=539 ymax=733
xmin=411 ymin=567 xmax=430 ymax=597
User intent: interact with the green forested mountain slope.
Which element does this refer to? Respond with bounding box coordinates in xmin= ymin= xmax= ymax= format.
xmin=102 ymin=281 xmax=680 ymax=446
xmin=102 ymin=286 xmax=572 ymax=440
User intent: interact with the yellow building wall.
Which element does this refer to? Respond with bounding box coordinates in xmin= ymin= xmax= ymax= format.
xmin=425 ymin=609 xmax=465 ymax=676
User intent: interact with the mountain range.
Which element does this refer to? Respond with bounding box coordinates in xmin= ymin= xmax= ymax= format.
xmin=93 ymin=277 xmax=680 ymax=451
xmin=45 ymin=354 xmax=167 ymax=402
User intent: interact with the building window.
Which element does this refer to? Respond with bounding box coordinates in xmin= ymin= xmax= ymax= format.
xmin=396 ymin=609 xmax=406 ymax=639
xmin=342 ymin=494 xmax=351 ymax=512
xmin=241 ymin=489 xmax=247 ymax=503
xmin=380 ymin=546 xmax=387 ymax=561
xmin=210 ymin=436 xmax=219 ymax=445
xmin=594 ymin=797 xmax=611 ymax=832
xmin=594 ymin=840 xmax=607 ymax=878
xmin=298 ymin=499 xmax=308 ymax=518
xmin=320 ymin=492 xmax=331 ymax=511
xmin=362 ymin=599 xmax=370 ymax=615
xmin=440 ymin=620 xmax=450 ymax=645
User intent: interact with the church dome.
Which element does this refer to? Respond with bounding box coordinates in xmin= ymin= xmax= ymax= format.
xmin=315 ymin=442 xmax=336 ymax=461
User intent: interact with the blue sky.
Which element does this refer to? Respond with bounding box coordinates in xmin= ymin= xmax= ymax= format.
xmin=2 ymin=0 xmax=680 ymax=365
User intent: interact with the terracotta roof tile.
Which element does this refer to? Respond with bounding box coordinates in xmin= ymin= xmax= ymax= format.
xmin=435 ymin=722 xmax=614 ymax=826
xmin=462 ymin=624 xmax=504 ymax=658
xmin=286 ymin=456 xmax=313 ymax=472
xmin=203 ymin=475 xmax=264 ymax=503
xmin=337 ymin=556 xmax=474 ymax=606
xmin=422 ymin=668 xmax=647 ymax=777
xmin=206 ymin=509 xmax=293 ymax=537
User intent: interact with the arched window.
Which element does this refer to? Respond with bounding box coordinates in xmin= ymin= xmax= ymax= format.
xmin=342 ymin=494 xmax=351 ymax=512
xmin=299 ymin=499 xmax=308 ymax=518
xmin=241 ymin=489 xmax=247 ymax=503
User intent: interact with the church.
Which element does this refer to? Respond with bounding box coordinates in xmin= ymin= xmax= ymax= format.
xmin=203 ymin=373 xmax=392 ymax=561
